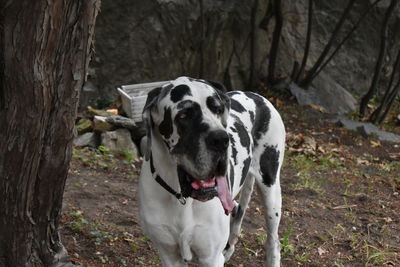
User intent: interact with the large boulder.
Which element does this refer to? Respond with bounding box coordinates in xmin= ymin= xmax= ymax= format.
xmin=290 ymin=72 xmax=357 ymax=114
xmin=73 ymin=132 xmax=99 ymax=148
xmin=101 ymin=129 xmax=140 ymax=160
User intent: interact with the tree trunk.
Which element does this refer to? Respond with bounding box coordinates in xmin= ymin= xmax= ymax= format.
xmin=0 ymin=1 xmax=100 ymax=266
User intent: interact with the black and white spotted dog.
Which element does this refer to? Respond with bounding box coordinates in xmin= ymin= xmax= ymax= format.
xmin=139 ymin=76 xmax=285 ymax=267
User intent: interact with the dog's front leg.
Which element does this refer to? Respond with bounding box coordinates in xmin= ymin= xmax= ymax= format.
xmin=197 ymin=253 xmax=225 ymax=267
xmin=153 ymin=242 xmax=188 ymax=267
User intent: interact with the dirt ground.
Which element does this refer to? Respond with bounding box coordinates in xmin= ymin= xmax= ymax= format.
xmin=62 ymin=96 xmax=400 ymax=267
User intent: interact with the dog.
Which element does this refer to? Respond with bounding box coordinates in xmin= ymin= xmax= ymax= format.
xmin=138 ymin=76 xmax=285 ymax=267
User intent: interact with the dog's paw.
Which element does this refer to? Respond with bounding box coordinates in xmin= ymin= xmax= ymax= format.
xmin=223 ymin=242 xmax=235 ymax=262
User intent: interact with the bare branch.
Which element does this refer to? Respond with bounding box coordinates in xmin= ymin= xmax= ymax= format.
xmin=299 ymin=0 xmax=356 ymax=88
xmin=295 ymin=0 xmax=313 ymax=83
xmin=360 ymin=0 xmax=398 ymax=117
xmin=267 ymin=0 xmax=283 ymax=85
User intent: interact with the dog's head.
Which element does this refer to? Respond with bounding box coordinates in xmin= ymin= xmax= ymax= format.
xmin=143 ymin=77 xmax=232 ymax=206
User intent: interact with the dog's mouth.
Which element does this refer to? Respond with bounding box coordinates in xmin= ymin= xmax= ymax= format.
xmin=178 ymin=163 xmax=235 ymax=215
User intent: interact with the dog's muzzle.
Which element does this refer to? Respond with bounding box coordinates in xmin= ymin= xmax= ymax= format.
xmin=178 ymin=164 xmax=234 ymax=215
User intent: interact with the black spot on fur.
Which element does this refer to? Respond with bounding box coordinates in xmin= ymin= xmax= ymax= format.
xmin=229 ymin=161 xmax=235 ymax=191
xmin=244 ymin=92 xmax=271 ymax=146
xmin=233 ymin=121 xmax=250 ymax=153
xmin=275 ymin=212 xmax=279 ymax=217
xmin=224 ymin=242 xmax=230 ymax=250
xmin=229 ymin=134 xmax=238 ymax=165
xmin=230 ymin=98 xmax=246 ymax=113
xmin=260 ymin=146 xmax=280 ymax=186
xmin=159 ymin=107 xmax=173 ymax=139
xmin=249 ymin=111 xmax=255 ymax=123
xmin=240 ymin=157 xmax=251 ymax=186
xmin=206 ymin=95 xmax=224 ymax=114
xmin=170 ymin=84 xmax=192 ymax=103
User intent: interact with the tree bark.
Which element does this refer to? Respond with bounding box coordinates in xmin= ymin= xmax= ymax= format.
xmin=0 ymin=1 xmax=100 ymax=266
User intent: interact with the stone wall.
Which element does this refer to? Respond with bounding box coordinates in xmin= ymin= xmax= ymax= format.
xmin=85 ymin=0 xmax=400 ymax=107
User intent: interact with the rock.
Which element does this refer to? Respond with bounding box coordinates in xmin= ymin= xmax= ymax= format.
xmin=87 ymin=106 xmax=115 ymax=117
xmin=105 ymin=115 xmax=137 ymax=130
xmin=335 ymin=117 xmax=400 ymax=143
xmin=289 ymin=72 xmax=357 ymax=115
xmin=73 ymin=132 xmax=99 ymax=147
xmin=76 ymin=118 xmax=93 ymax=135
xmin=105 ymin=115 xmax=146 ymax=140
xmin=93 ymin=116 xmax=114 ymax=132
xmin=101 ymin=129 xmax=140 ymax=160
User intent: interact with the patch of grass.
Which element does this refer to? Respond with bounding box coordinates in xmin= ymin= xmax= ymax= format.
xmin=281 ymin=226 xmax=295 ymax=257
xmin=287 ymin=154 xmax=315 ymax=175
xmin=67 ymin=210 xmax=88 ymax=233
xmin=316 ymin=155 xmax=343 ymax=171
xmin=118 ymin=149 xmax=136 ymax=164
xmin=257 ymin=233 xmax=265 ymax=246
xmin=293 ymin=173 xmax=324 ymax=194
xmin=73 ymin=147 xmax=117 ymax=169
xmin=294 ymin=252 xmax=311 ymax=263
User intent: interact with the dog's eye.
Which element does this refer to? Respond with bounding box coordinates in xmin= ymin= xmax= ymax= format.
xmin=215 ymin=108 xmax=224 ymax=115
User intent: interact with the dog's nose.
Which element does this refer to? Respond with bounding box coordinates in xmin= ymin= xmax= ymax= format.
xmin=206 ymin=130 xmax=229 ymax=152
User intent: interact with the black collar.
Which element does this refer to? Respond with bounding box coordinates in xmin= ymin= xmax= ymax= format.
xmin=150 ymin=153 xmax=186 ymax=205
xmin=154 ymin=175 xmax=186 ymax=205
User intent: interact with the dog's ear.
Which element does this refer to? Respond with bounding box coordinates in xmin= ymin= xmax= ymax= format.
xmin=142 ymin=87 xmax=162 ymax=160
xmin=205 ymin=80 xmax=227 ymax=93
xmin=206 ymin=79 xmax=230 ymax=111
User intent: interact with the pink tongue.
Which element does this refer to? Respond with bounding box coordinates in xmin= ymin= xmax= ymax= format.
xmin=191 ymin=178 xmax=215 ymax=190
xmin=216 ymin=176 xmax=235 ymax=215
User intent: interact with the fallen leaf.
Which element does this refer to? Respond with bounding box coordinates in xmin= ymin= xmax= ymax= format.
xmin=370 ymin=140 xmax=381 ymax=147
xmin=356 ymin=158 xmax=370 ymax=165
xmin=381 ymin=217 xmax=393 ymax=223
xmin=309 ymin=104 xmax=327 ymax=113
xmin=318 ymin=247 xmax=327 ymax=255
